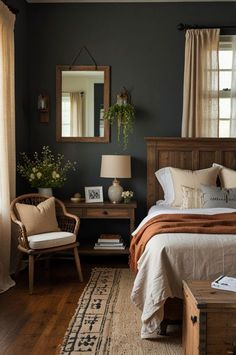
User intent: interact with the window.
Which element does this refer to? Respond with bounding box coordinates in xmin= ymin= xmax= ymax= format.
xmin=62 ymin=93 xmax=71 ymax=137
xmin=219 ymin=36 xmax=234 ymax=137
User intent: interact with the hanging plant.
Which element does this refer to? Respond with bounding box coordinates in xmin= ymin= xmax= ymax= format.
xmin=104 ymin=88 xmax=135 ymax=150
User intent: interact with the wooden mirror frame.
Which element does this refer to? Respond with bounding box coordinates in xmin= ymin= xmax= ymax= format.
xmin=56 ymin=65 xmax=110 ymax=143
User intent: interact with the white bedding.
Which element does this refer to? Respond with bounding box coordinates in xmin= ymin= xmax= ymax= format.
xmin=130 ymin=205 xmax=236 ymax=338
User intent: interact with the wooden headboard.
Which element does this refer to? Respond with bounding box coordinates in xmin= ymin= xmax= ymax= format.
xmin=146 ymin=137 xmax=236 ymax=210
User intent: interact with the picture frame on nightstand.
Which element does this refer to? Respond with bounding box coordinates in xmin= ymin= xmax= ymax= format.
xmin=85 ymin=186 xmax=104 ymax=203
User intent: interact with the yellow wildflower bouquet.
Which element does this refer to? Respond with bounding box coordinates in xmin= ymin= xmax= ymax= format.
xmin=17 ymin=146 xmax=77 ymax=188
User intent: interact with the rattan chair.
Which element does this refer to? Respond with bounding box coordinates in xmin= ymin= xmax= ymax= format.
xmin=10 ymin=193 xmax=83 ymax=294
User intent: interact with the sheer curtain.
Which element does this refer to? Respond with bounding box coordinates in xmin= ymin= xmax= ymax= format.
xmin=182 ymin=29 xmax=220 ymax=137
xmin=70 ymin=92 xmax=85 ymax=137
xmin=230 ymin=36 xmax=236 ymax=136
xmin=0 ymin=1 xmax=16 ymax=293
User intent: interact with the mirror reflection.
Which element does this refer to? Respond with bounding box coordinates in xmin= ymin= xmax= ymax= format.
xmin=56 ymin=66 xmax=110 ymax=143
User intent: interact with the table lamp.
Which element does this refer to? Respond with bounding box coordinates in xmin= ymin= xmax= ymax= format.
xmin=100 ymin=155 xmax=131 ymax=203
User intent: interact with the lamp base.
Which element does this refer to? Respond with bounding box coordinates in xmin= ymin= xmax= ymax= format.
xmin=108 ymin=179 xmax=123 ymax=204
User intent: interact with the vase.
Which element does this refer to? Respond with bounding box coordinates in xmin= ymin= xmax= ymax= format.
xmin=108 ymin=179 xmax=123 ymax=204
xmin=124 ymin=197 xmax=131 ymax=204
xmin=38 ymin=187 xmax=53 ymax=197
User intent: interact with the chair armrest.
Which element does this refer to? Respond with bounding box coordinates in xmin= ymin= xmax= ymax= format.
xmin=11 ymin=218 xmax=30 ymax=249
xmin=57 ymin=212 xmax=80 ymax=235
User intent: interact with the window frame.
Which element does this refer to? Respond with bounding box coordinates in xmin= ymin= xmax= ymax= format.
xmin=219 ymin=35 xmax=233 ymax=137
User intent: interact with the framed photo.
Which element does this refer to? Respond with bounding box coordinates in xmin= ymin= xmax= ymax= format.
xmin=85 ymin=186 xmax=104 ymax=203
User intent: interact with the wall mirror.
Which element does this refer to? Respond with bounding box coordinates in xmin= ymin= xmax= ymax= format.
xmin=56 ymin=65 xmax=110 ymax=142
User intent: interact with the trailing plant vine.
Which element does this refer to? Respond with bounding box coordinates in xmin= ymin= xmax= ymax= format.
xmin=103 ymin=89 xmax=135 ymax=150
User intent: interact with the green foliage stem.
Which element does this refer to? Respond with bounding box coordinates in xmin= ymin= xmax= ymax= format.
xmin=17 ymin=146 xmax=77 ymax=188
xmin=103 ymin=103 xmax=135 ymax=150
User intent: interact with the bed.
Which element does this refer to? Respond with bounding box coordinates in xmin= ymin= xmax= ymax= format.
xmin=130 ymin=137 xmax=236 ymax=339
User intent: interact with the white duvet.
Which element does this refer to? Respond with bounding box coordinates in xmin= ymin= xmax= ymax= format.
xmin=130 ymin=205 xmax=236 ymax=338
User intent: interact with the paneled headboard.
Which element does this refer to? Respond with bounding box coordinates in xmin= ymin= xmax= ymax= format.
xmin=145 ymin=137 xmax=236 ymax=210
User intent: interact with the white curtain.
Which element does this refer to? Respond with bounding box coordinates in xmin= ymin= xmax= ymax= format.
xmin=70 ymin=92 xmax=85 ymax=137
xmin=0 ymin=1 xmax=16 ymax=293
xmin=230 ymin=36 xmax=236 ymax=136
xmin=182 ymin=29 xmax=220 ymax=137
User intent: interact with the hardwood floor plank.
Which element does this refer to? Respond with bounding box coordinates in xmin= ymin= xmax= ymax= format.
xmin=0 ymin=256 xmax=128 ymax=355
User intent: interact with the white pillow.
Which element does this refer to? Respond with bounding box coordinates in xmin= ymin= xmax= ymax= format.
xmin=201 ymin=184 xmax=236 ymax=208
xmin=155 ymin=166 xmax=219 ymax=207
xmin=155 ymin=167 xmax=174 ymax=205
xmin=213 ymin=163 xmax=236 ymax=188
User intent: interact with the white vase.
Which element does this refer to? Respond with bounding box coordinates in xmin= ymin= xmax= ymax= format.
xmin=38 ymin=187 xmax=53 ymax=196
xmin=108 ymin=179 xmax=123 ymax=203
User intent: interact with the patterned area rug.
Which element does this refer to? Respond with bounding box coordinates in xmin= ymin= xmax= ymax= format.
xmin=60 ymin=268 xmax=183 ymax=355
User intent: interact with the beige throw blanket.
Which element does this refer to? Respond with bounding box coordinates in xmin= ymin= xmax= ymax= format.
xmin=130 ymin=212 xmax=236 ymax=272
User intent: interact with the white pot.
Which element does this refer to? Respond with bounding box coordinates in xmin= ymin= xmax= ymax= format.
xmin=38 ymin=187 xmax=53 ymax=196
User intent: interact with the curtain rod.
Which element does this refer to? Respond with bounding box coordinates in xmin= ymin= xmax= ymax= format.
xmin=2 ymin=0 xmax=19 ymax=15
xmin=178 ymin=23 xmax=236 ymax=31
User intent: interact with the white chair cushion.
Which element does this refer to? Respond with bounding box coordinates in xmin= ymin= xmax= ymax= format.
xmin=28 ymin=231 xmax=76 ymax=250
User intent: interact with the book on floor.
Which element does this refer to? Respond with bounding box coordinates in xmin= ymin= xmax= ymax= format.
xmin=211 ymin=275 xmax=236 ymax=292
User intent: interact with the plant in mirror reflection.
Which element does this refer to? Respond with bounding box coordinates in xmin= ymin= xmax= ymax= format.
xmin=17 ymin=146 xmax=77 ymax=188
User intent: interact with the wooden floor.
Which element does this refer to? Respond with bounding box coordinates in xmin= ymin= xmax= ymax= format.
xmin=0 ymin=255 xmax=129 ymax=355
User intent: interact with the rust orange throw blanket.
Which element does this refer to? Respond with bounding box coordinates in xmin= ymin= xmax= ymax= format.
xmin=129 ymin=212 xmax=236 ymax=272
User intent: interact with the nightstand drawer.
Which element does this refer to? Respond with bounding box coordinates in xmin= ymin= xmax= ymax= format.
xmin=85 ymin=208 xmax=130 ymax=218
xmin=67 ymin=208 xmax=83 ymax=217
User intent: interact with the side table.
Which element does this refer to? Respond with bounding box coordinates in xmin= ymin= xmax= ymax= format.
xmin=64 ymin=200 xmax=137 ymax=255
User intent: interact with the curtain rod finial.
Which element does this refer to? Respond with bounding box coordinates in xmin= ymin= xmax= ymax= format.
xmin=177 ymin=23 xmax=185 ymax=31
xmin=177 ymin=23 xmax=186 ymax=31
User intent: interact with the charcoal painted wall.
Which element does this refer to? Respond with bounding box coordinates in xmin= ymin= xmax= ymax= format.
xmin=8 ymin=0 xmax=29 ymax=194
xmin=17 ymin=2 xmax=236 ymax=226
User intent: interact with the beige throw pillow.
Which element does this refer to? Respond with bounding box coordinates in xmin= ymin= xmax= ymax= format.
xmin=181 ymin=186 xmax=203 ymax=209
xmin=213 ymin=164 xmax=236 ymax=188
xmin=169 ymin=167 xmax=219 ymax=207
xmin=16 ymin=197 xmax=60 ymax=236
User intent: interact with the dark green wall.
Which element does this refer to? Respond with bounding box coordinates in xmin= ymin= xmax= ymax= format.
xmin=16 ymin=2 xmax=236 ymax=223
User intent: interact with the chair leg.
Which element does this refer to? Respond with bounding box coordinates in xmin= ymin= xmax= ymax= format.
xmin=73 ymin=247 xmax=83 ymax=282
xmin=15 ymin=252 xmax=23 ymax=278
xmin=29 ymin=255 xmax=34 ymax=294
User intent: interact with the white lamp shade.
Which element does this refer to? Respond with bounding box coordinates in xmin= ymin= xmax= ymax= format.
xmin=100 ymin=155 xmax=131 ymax=178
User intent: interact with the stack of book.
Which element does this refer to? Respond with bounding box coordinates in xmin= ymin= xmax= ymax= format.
xmin=94 ymin=234 xmax=126 ymax=250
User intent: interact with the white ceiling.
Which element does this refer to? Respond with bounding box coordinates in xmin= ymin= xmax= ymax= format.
xmin=26 ymin=0 xmax=236 ymax=3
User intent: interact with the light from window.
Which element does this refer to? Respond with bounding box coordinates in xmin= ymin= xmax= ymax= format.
xmin=219 ymin=38 xmax=233 ymax=137
xmin=62 ymin=93 xmax=71 ymax=137
xmin=219 ymin=98 xmax=231 ymax=118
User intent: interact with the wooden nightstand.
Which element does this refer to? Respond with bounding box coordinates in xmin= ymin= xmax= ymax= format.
xmin=64 ymin=200 xmax=137 ymax=255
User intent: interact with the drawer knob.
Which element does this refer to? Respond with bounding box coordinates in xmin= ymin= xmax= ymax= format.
xmin=191 ymin=315 xmax=197 ymax=324
xmin=103 ymin=210 xmax=108 ymax=215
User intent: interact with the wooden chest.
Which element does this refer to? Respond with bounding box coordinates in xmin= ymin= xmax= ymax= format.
xmin=182 ymin=280 xmax=236 ymax=355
